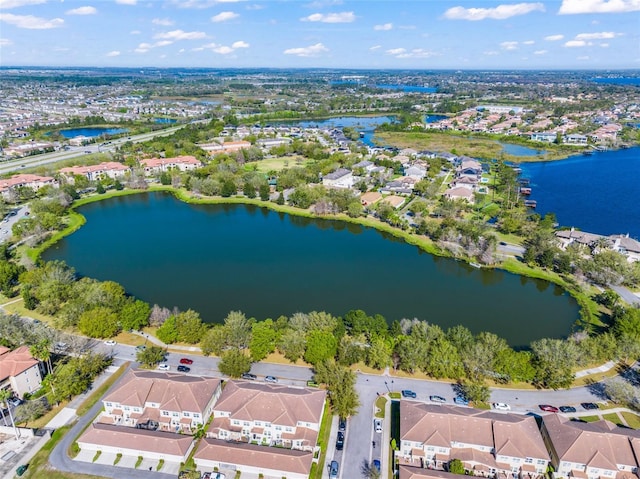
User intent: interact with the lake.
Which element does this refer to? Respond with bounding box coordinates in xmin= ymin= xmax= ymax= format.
xmin=60 ymin=127 xmax=129 ymax=138
xmin=154 ymin=118 xmax=177 ymax=124
xmin=42 ymin=192 xmax=579 ymax=347
xmin=520 ymin=147 xmax=640 ymax=237
xmin=499 ymin=142 xmax=546 ymax=157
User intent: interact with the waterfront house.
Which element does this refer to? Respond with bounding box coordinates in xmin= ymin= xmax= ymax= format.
xmin=60 ymin=162 xmax=131 ymax=183
xmin=98 ymin=369 xmax=222 ymax=434
xmin=540 ymin=414 xmax=640 ymax=479
xmin=444 ymin=187 xmax=474 ymax=203
xmin=397 ymin=403 xmax=549 ymax=478
xmin=140 ymin=155 xmax=202 ymax=174
xmin=382 ymin=195 xmax=406 ymax=209
xmin=563 ymin=134 xmax=588 ymax=145
xmin=360 ymin=191 xmax=382 ymax=207
xmin=555 ymin=229 xmax=640 ymax=263
xmin=456 ymin=158 xmax=483 ymax=178
xmin=0 ymin=174 xmax=58 ymax=200
xmin=322 ymin=168 xmax=354 ymax=189
xmin=530 ymin=132 xmax=557 ymax=143
xmin=0 ymin=346 xmax=44 ymax=399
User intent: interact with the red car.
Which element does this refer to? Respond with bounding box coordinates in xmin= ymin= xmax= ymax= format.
xmin=179 ymin=358 xmax=193 ymax=365
xmin=539 ymin=404 xmax=559 ymax=413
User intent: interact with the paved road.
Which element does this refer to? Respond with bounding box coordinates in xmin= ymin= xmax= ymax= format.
xmin=0 ymin=205 xmax=29 ymax=243
xmin=611 ymin=284 xmax=640 ymax=306
xmin=0 ymin=126 xmax=184 ymax=175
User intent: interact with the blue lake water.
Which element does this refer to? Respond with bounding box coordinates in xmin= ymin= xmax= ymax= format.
xmin=59 ymin=127 xmax=128 ymax=138
xmin=591 ymin=77 xmax=640 ymax=86
xmin=520 ymin=147 xmax=640 ymax=237
xmin=278 ymin=116 xmax=395 ymax=148
xmin=154 ymin=118 xmax=177 ymax=124
xmin=500 ymin=142 xmax=546 ymax=157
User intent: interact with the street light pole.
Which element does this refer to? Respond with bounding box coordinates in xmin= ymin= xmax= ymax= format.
xmin=384 ymin=381 xmax=390 ymax=393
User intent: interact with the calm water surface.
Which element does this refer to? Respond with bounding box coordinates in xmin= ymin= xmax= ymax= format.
xmin=520 ymin=147 xmax=640 ymax=237
xmin=43 ymin=192 xmax=579 ymax=347
xmin=59 ymin=127 xmax=128 ymax=138
xmin=500 ymin=142 xmax=546 ymax=157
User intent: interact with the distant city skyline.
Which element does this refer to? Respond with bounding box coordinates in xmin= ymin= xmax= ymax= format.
xmin=0 ymin=0 xmax=638 ymax=69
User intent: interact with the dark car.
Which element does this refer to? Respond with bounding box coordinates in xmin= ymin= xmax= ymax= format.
xmin=329 ymin=460 xmax=339 ymax=479
xmin=401 ymin=390 xmax=417 ymax=398
xmin=338 ymin=418 xmax=347 ymax=432
xmin=581 ymin=402 xmax=599 ymax=410
xmin=177 ymin=365 xmax=190 ymax=373
xmin=429 ymin=395 xmax=446 ymax=403
xmin=539 ymin=404 xmax=559 ymax=413
xmin=454 ymin=396 xmax=469 ymax=406
xmin=559 ymin=406 xmax=577 ymax=413
xmin=336 ymin=431 xmax=344 ymax=450
xmin=373 ymin=459 xmax=381 ymax=472
xmin=264 ymin=375 xmax=278 ymax=383
xmin=16 ymin=464 xmax=28 ymax=476
xmin=241 ymin=373 xmax=257 ymax=380
xmin=179 ymin=358 xmax=193 ymax=365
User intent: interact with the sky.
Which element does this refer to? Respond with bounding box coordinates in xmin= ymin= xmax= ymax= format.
xmin=0 ymin=0 xmax=638 ymax=69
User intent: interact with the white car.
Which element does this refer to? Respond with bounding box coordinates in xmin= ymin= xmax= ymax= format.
xmin=492 ymin=402 xmax=511 ymax=411
xmin=157 ymin=363 xmax=170 ymax=371
xmin=104 ymin=340 xmax=116 ymax=346
xmin=374 ymin=418 xmax=383 ymax=433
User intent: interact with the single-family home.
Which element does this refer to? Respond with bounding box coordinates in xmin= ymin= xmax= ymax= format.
xmin=564 ymin=134 xmax=588 ymax=145
xmin=360 ymin=191 xmax=382 ymax=207
xmin=382 ymin=195 xmax=406 ymax=209
xmin=540 ymin=414 xmax=640 ymax=479
xmin=397 ymin=403 xmax=549 ymax=478
xmin=456 ymin=158 xmax=483 ymax=178
xmin=194 ymin=381 xmax=326 ymax=479
xmin=404 ymin=165 xmax=427 ymax=180
xmin=139 ymin=155 xmax=202 ymax=174
xmin=452 ymin=176 xmax=479 ymax=191
xmin=0 ymin=346 xmax=44 ymax=398
xmin=59 ymin=162 xmax=131 ymax=183
xmin=353 ymin=160 xmax=376 ymax=173
xmin=323 ymin=168 xmax=354 ymax=189
xmin=257 ymin=138 xmax=292 ymax=149
xmin=530 ymin=132 xmax=557 ymax=143
xmin=444 ymin=187 xmax=474 ymax=203
xmin=98 ymin=369 xmax=222 ymax=434
xmin=0 ymin=174 xmax=58 ymax=199
xmin=198 ymin=141 xmax=252 ymax=154
xmin=610 ymin=234 xmax=640 ymax=263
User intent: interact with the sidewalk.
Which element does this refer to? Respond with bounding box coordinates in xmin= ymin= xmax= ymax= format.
xmin=575 ymin=360 xmax=617 ymax=378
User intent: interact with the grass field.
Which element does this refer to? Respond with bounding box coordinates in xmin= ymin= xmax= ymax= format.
xmin=620 ymin=411 xmax=640 ymax=429
xmin=246 ymin=156 xmax=311 ymax=173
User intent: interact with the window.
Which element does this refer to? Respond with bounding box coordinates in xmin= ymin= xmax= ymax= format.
xmin=106 ymin=402 xmax=113 ymax=407
xmin=184 ymin=412 xmax=190 ymax=417
xmin=255 ymin=421 xmax=261 ymax=426
xmin=243 ymin=421 xmax=250 ymax=426
xmin=172 ymin=412 xmax=179 ymax=417
xmin=233 ymin=420 xmax=240 ymax=425
xmin=194 ymin=413 xmax=200 ymax=418
xmin=124 ymin=406 xmax=130 ymax=411
xmin=286 ymin=427 xmax=293 ymax=432
xmin=525 ymin=458 xmax=533 ymax=464
xmin=275 ymin=426 xmax=282 ymax=431
xmin=162 ymin=411 xmax=170 ymax=416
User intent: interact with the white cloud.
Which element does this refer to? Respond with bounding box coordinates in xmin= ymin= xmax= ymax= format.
xmin=374 ymin=23 xmax=392 ymax=31
xmin=231 ymin=40 xmax=249 ymax=48
xmin=106 ymin=50 xmax=120 ymax=57
xmin=283 ymin=42 xmax=329 ymax=57
xmin=300 ymin=11 xmax=355 ymax=23
xmin=0 ymin=0 xmax=46 ymax=9
xmin=444 ymin=2 xmax=545 ymax=20
xmin=500 ymin=41 xmax=519 ymax=50
xmin=544 ymin=34 xmax=564 ymax=41
xmin=66 ymin=6 xmax=97 ymax=15
xmin=575 ymin=31 xmax=619 ymax=40
xmin=154 ymin=29 xmax=207 ymax=40
xmin=369 ymin=45 xmax=381 ymax=51
xmin=211 ymin=11 xmax=239 ymax=22
xmin=134 ymin=42 xmax=152 ymax=53
xmin=0 ymin=38 xmax=12 ymax=45
xmin=152 ymin=18 xmax=174 ymax=26
xmin=246 ymin=3 xmax=264 ymax=10
xmin=0 ymin=13 xmax=63 ymax=29
xmin=564 ymin=40 xmax=588 ymax=47
xmin=386 ymin=48 xmax=406 ymax=55
xmin=484 ymin=50 xmax=499 ymax=55
xmin=523 ymin=40 xmax=535 ymax=45
xmin=600 ymin=42 xmax=610 ymax=47
xmin=305 ymin=0 xmax=344 ymax=7
xmin=154 ymin=40 xmax=173 ymax=47
xmin=170 ymin=0 xmax=243 ymax=8
xmin=212 ymin=45 xmax=234 ymax=54
xmin=115 ymin=0 xmax=136 ymax=4
xmin=534 ymin=49 xmax=547 ymax=54
xmin=559 ymin=0 xmax=640 ymax=14
xmin=396 ymin=48 xmax=437 ymax=59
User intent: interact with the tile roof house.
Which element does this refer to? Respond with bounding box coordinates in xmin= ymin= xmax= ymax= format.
xmin=540 ymin=414 xmax=640 ymax=479
xmin=194 ymin=381 xmax=326 ymax=479
xmin=398 ymin=403 xmax=549 ymax=479
xmin=0 ymin=346 xmax=44 ymax=398
xmin=59 ymin=162 xmax=130 ymax=183
xmin=322 ymin=168 xmax=354 ymax=189
xmin=199 ymin=140 xmax=252 ymax=154
xmin=360 ymin=191 xmax=382 ymax=207
xmin=555 ymin=229 xmax=640 ymax=263
xmin=0 ymin=174 xmax=58 ymax=199
xmin=444 ymin=186 xmax=474 ymax=203
xmin=399 ymin=465 xmax=465 ymax=479
xmin=139 ymin=155 xmax=202 ymax=174
xmin=98 ymin=369 xmax=221 ymax=434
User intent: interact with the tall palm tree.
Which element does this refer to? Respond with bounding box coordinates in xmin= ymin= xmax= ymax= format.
xmin=0 ymin=388 xmax=20 ymax=439
xmin=30 ymin=338 xmax=52 ymax=375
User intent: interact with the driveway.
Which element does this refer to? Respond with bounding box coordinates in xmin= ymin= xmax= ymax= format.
xmin=73 ymin=449 xmax=96 ymax=463
xmin=94 ymin=451 xmax=117 ymax=466
xmin=115 ymin=454 xmax=138 ymax=469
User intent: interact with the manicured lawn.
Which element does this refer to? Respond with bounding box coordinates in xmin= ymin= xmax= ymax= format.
xmin=602 ymin=412 xmax=623 ymax=425
xmin=246 ymin=156 xmax=311 ymax=173
xmin=580 ymin=415 xmax=600 ymax=422
xmin=620 ymin=411 xmax=640 ymax=429
xmin=375 ymin=396 xmax=387 ymax=418
xmin=310 ymin=402 xmax=333 ymax=479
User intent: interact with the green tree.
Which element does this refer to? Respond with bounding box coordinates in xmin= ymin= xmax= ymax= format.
xmin=156 ymin=315 xmax=179 ymax=344
xmin=221 ymin=180 xmax=237 ymax=197
xmin=458 ymin=380 xmax=490 ymax=404
xmin=224 ymin=310 xmax=254 ymax=349
xmin=96 ymin=183 xmax=106 ymax=194
xmin=137 ymin=345 xmax=166 ymax=367
xmin=313 ymin=359 xmax=360 ymax=418
xmin=243 ymin=181 xmax=256 ymax=199
xmin=304 ymin=329 xmax=338 ymax=366
xmin=175 ymin=309 xmax=207 ymax=344
xmin=0 ymin=260 xmax=23 ymax=296
xmin=119 ymin=299 xmax=151 ymax=331
xmin=448 ymin=459 xmax=465 ymax=475
xmin=531 ymin=338 xmax=578 ymax=389
xmin=200 ymin=325 xmax=227 ymax=356
xmin=218 ymin=349 xmax=252 ymax=378
xmin=259 ymin=183 xmax=270 ymax=201
xmin=249 ymin=319 xmax=277 ymax=361
xmin=278 ymin=328 xmax=307 ymax=363
xmin=159 ymin=172 xmax=172 ymax=185
xmin=78 ymin=307 xmax=120 ymax=338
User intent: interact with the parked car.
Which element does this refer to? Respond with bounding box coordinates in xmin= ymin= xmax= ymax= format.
xmin=177 ymin=365 xmax=190 ymax=373
xmin=373 ymin=459 xmax=381 ymax=473
xmin=329 ymin=460 xmax=339 ymax=479
xmin=374 ymin=418 xmax=382 ymax=433
xmin=454 ymin=396 xmax=469 ymax=406
xmin=179 ymin=358 xmax=193 ymax=365
xmin=581 ymin=402 xmax=599 ymax=410
xmin=401 ymin=390 xmax=417 ymax=398
xmin=135 ymin=344 xmax=146 ymax=351
xmin=338 ymin=418 xmax=347 ymax=432
xmin=492 ymin=402 xmax=511 ymax=411
xmin=16 ymin=464 xmax=28 ymax=476
xmin=429 ymin=395 xmax=446 ymax=403
xmin=241 ymin=373 xmax=257 ymax=380
xmin=104 ymin=340 xmax=116 ymax=346
xmin=559 ymin=406 xmax=577 ymax=413
xmin=336 ymin=431 xmax=344 ymax=450
xmin=539 ymin=404 xmax=559 ymax=413
xmin=157 ymin=363 xmax=170 ymax=371
xmin=136 ymin=420 xmax=159 ymax=431
xmin=264 ymin=376 xmax=278 ymax=383
xmin=8 ymin=397 xmax=22 ymax=407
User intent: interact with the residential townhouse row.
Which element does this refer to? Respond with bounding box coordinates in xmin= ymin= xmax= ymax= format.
xmin=0 ymin=345 xmax=44 ymax=400
xmin=398 ymin=401 xmax=640 ymax=479
xmin=77 ymin=369 xmax=326 ymax=479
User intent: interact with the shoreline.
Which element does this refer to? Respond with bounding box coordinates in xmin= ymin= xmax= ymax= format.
xmin=28 ymin=185 xmax=595 ymax=332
